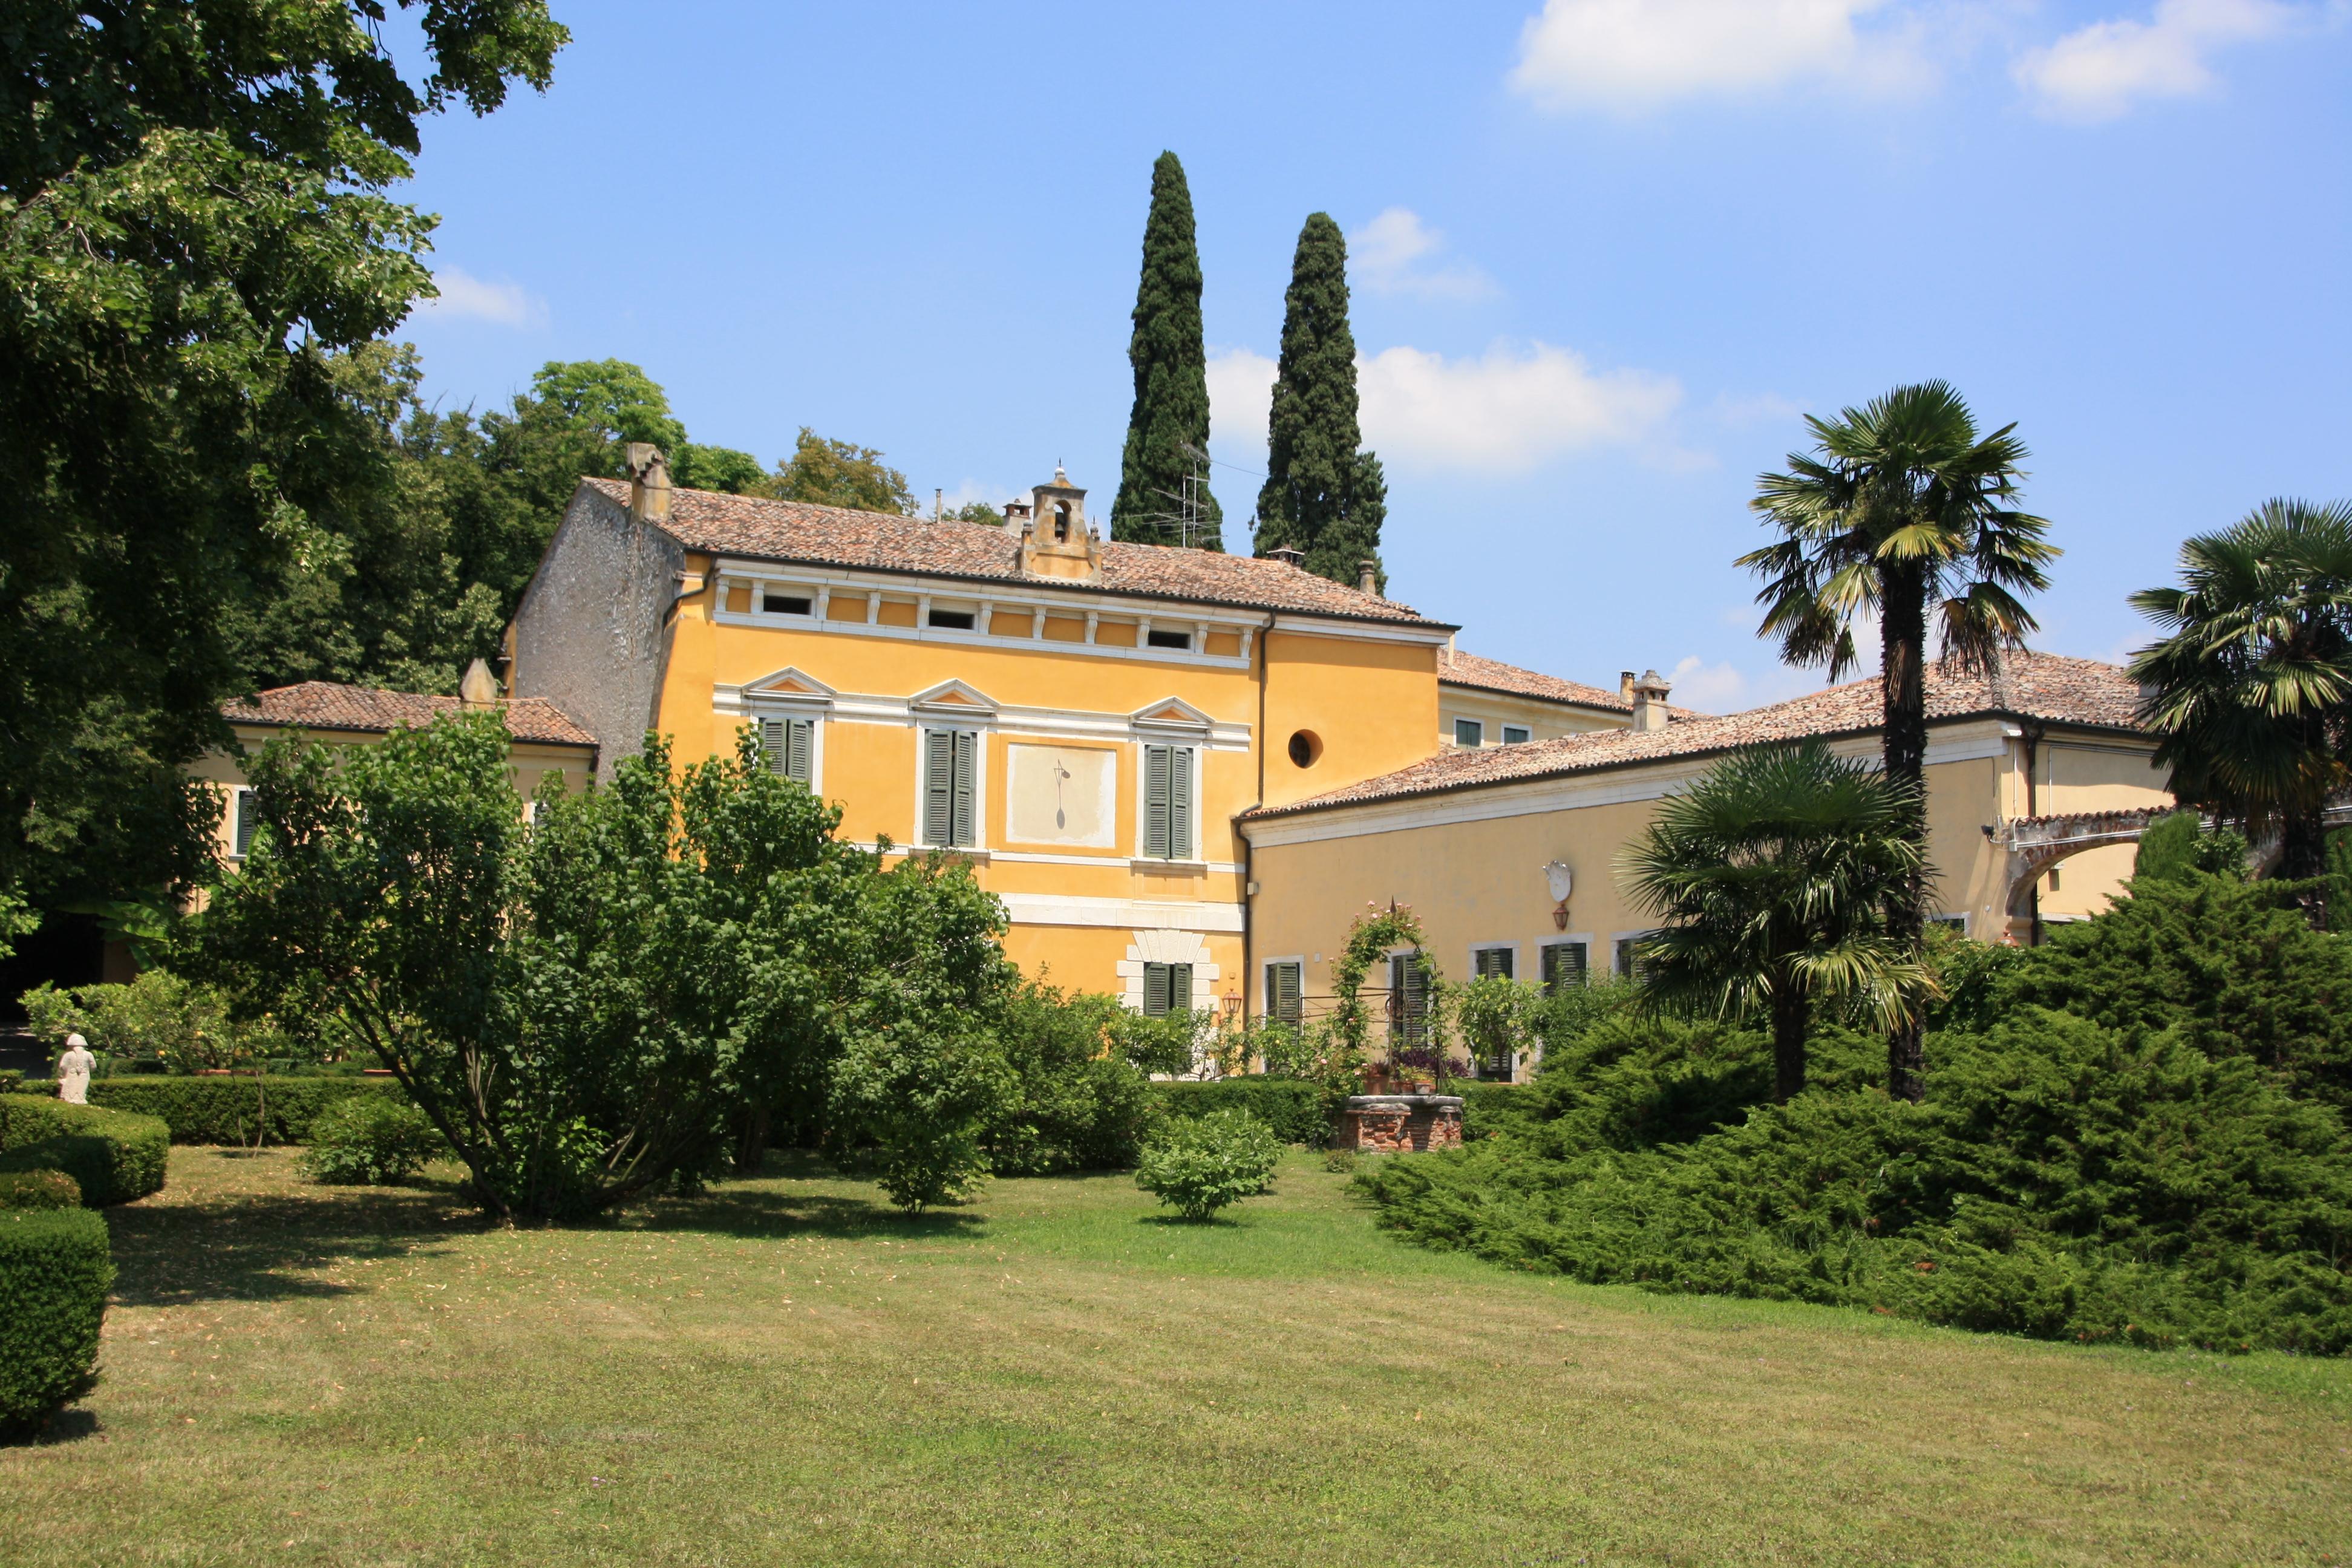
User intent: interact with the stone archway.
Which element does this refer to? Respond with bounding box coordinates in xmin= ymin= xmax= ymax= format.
xmin=1993 ymin=807 xmax=2175 ymax=943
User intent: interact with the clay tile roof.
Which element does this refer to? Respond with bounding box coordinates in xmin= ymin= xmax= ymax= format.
xmin=223 ymin=682 xmax=598 ymax=750
xmin=1247 ymin=650 xmax=2147 ymax=822
xmin=1439 ymin=647 xmax=1707 ymax=719
xmin=583 ymin=477 xmax=1452 ymax=628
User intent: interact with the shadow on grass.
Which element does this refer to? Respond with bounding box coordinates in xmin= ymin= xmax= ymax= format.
xmin=1 ymin=1408 xmax=101 ymax=1449
xmin=105 ymin=1178 xmax=486 ymax=1308
xmin=635 ymin=1154 xmax=986 ymax=1241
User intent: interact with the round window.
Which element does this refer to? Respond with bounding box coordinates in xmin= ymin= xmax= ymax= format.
xmin=1287 ymin=730 xmax=1322 ymax=768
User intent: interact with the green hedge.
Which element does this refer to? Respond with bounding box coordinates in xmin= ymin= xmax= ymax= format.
xmin=0 ymin=1169 xmax=82 ymax=1210
xmin=0 ymin=1097 xmax=169 ymax=1207
xmin=85 ymin=1076 xmax=407 ymax=1145
xmin=1154 ymin=1079 xmax=1332 ymax=1146
xmin=1457 ymin=1082 xmax=1541 ymax=1141
xmin=0 ymin=1207 xmax=114 ymax=1432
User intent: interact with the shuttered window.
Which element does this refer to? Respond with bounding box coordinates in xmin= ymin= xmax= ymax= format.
xmin=232 ymin=788 xmax=258 ymax=858
xmin=1614 ymin=936 xmax=1647 ymax=981
xmin=1540 ymin=941 xmax=1588 ymax=994
xmin=1265 ymin=961 xmax=1302 ymax=1029
xmin=923 ymin=728 xmax=980 ymax=848
xmin=1143 ymin=744 xmax=1194 ymax=860
xmin=1388 ymin=953 xmax=1429 ymax=1047
xmin=1143 ymin=961 xmax=1192 ymax=1018
xmin=1472 ymin=946 xmax=1514 ymax=981
xmin=757 ymin=717 xmax=815 ymax=785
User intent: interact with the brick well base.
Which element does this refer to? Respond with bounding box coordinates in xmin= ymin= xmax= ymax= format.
xmin=1336 ymin=1094 xmax=1464 ymax=1153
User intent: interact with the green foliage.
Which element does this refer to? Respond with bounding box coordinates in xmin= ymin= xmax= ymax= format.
xmin=1325 ymin=904 xmax=1441 ymax=1071
xmin=761 ymin=428 xmax=916 ymax=515
xmin=83 ymin=1077 xmax=404 ymax=1145
xmin=1134 ymin=1110 xmax=1281 ymax=1221
xmin=1361 ymin=1010 xmax=2352 ymax=1353
xmin=16 ymin=970 xmax=288 ymax=1073
xmin=0 ymin=1096 xmax=169 ymax=1207
xmin=1622 ymin=741 xmax=1930 ymax=1101
xmin=0 ymin=1206 xmax=114 ymax=1434
xmin=1455 ymin=1082 xmax=1541 ymax=1142
xmin=2132 ymin=811 xmax=2249 ymax=884
xmin=985 ymin=981 xmax=1160 ymax=1175
xmin=1456 ymin=976 xmax=1545 ymax=1082
xmin=0 ymin=2 xmax=564 ymax=913
xmin=0 ymin=1169 xmax=81 ymax=1210
xmin=2130 ymin=498 xmax=2352 ymax=892
xmin=297 ymin=1096 xmax=443 ymax=1185
xmin=1154 ymin=1079 xmax=1331 ymax=1147
xmin=1112 ymin=152 xmax=1221 ymax=549
xmin=2001 ymin=874 xmax=2352 ymax=1112
xmin=1253 ymin=213 xmax=1384 ymax=588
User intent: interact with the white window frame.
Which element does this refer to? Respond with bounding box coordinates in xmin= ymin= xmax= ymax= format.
xmin=1932 ymin=913 xmax=1970 ymax=936
xmin=1261 ymin=955 xmax=1306 ymax=1030
xmin=753 ymin=711 xmax=826 ymax=792
xmin=227 ymin=785 xmax=257 ymax=861
xmin=1466 ymin=940 xmax=1521 ymax=982
xmin=1537 ymin=935 xmax=1595 ymax=992
xmin=1452 ymin=717 xmax=1483 ymax=748
xmin=1501 ymin=724 xmax=1531 ymax=745
xmin=913 ymin=724 xmax=987 ymax=850
xmin=1612 ymin=930 xmax=1656 ymax=981
xmin=1132 ymin=740 xmax=1203 ymax=864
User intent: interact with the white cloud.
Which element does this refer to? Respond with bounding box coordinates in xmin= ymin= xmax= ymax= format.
xmin=1667 ymin=655 xmax=1828 ymax=713
xmin=1358 ymin=341 xmax=1685 ymax=472
xmin=1508 ymin=0 xmax=1933 ymax=111
xmin=1210 ymin=341 xmax=1684 ymax=475
xmin=1349 ymin=209 xmax=1498 ymax=301
xmin=419 ymin=267 xmax=547 ymax=328
xmin=2013 ymin=0 xmax=2304 ymax=122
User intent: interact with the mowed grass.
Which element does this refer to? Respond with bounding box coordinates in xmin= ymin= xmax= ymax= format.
xmin=4 ymin=1148 xmax=2350 ymax=1567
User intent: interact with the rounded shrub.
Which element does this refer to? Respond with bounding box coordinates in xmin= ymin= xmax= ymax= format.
xmin=0 ymin=1096 xmax=169 ymax=1206
xmin=0 ymin=1169 xmax=82 ymax=1210
xmin=296 ymin=1095 xmax=444 ymax=1184
xmin=0 ymin=1206 xmax=114 ymax=1434
xmin=1135 ymin=1109 xmax=1281 ymax=1222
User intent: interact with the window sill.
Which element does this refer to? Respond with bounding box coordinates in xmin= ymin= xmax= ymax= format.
xmin=1130 ymin=857 xmax=1209 ymax=874
xmin=913 ymin=846 xmax=990 ymax=863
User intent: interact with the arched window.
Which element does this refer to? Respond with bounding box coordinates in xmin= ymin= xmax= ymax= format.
xmin=1053 ymin=503 xmax=1071 ymax=542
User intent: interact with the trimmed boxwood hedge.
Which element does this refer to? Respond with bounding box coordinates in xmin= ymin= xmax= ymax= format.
xmin=0 ymin=1206 xmax=114 ymax=1432
xmin=1154 ymin=1079 xmax=1332 ymax=1146
xmin=0 ymin=1169 xmax=82 ymax=1210
xmin=85 ymin=1076 xmax=407 ymax=1145
xmin=0 ymin=1097 xmax=169 ymax=1207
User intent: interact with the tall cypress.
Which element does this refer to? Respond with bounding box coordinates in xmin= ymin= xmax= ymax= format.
xmin=1255 ymin=212 xmax=1383 ymax=588
xmin=1111 ymin=152 xmax=1221 ymax=549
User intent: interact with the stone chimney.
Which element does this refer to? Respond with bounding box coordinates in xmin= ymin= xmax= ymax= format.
xmin=459 ymin=658 xmax=499 ymax=707
xmin=625 ymin=443 xmax=671 ymax=523
xmin=1267 ymin=545 xmax=1305 ymax=569
xmin=1630 ymin=668 xmax=1672 ymax=733
xmin=1619 ymin=670 xmax=1636 ymax=703
xmin=1357 ymin=560 xmax=1379 ymax=597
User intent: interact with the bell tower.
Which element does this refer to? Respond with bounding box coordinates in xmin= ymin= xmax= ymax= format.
xmin=1019 ymin=463 xmax=1103 ymax=582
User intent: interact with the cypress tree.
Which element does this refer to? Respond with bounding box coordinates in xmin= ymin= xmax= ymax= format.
xmin=1111 ymin=152 xmax=1221 ymax=549
xmin=1255 ymin=213 xmax=1384 ymax=588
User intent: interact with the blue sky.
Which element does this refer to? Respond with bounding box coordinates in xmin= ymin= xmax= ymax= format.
xmin=394 ymin=0 xmax=2351 ymax=712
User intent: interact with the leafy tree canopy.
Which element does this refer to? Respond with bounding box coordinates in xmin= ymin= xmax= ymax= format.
xmin=760 ymin=428 xmax=916 ymax=515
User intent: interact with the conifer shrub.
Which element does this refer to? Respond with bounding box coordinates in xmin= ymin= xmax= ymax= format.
xmin=0 ymin=1097 xmax=169 ymax=1207
xmin=1135 ymin=1110 xmax=1281 ymax=1221
xmin=296 ymin=1096 xmax=445 ymax=1184
xmin=0 ymin=1206 xmax=114 ymax=1432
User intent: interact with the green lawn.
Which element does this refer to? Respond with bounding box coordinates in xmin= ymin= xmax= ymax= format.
xmin=4 ymin=1147 xmax=2349 ymax=1567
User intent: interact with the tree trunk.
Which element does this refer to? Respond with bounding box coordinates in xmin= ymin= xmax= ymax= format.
xmin=735 ymin=1104 xmax=771 ymax=1176
xmin=1770 ymin=983 xmax=1809 ymax=1105
xmin=2281 ymin=809 xmax=2330 ymax=929
xmin=1880 ymin=564 xmax=1930 ymax=1103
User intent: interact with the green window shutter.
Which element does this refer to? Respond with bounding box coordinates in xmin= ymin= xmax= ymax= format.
xmin=1144 ymin=745 xmax=1171 ymax=858
xmin=1269 ymin=961 xmax=1302 ymax=1028
xmin=1169 ymin=962 xmax=1192 ymax=1014
xmin=952 ymin=730 xmax=978 ymax=847
xmin=233 ymin=789 xmax=257 ymax=857
xmin=1475 ymin=947 xmax=1512 ymax=980
xmin=1168 ymin=746 xmax=1193 ymax=860
xmin=1143 ymin=962 xmax=1171 ymax=1017
xmin=1391 ymin=953 xmax=1428 ymax=1047
xmin=785 ymin=718 xmax=814 ymax=784
xmin=1542 ymin=942 xmax=1587 ymax=994
xmin=759 ymin=717 xmax=789 ymax=775
xmin=923 ymin=730 xmax=954 ymax=846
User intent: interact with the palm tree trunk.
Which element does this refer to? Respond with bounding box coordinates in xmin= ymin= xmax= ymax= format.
xmin=1879 ymin=564 xmax=1930 ymax=1103
xmin=1770 ymin=983 xmax=1808 ymax=1104
xmin=2281 ymin=809 xmax=2330 ymax=928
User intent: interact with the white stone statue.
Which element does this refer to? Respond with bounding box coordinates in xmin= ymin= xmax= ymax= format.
xmin=56 ymin=1032 xmax=95 ymax=1105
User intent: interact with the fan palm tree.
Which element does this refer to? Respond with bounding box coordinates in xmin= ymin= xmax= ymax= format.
xmin=2129 ymin=498 xmax=2352 ymax=924
xmin=1740 ymin=381 xmax=2054 ymax=1100
xmin=1621 ymin=742 xmax=1931 ymax=1104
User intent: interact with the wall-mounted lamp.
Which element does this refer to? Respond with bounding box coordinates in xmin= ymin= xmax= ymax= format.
xmin=1542 ymin=860 xmax=1573 ymax=930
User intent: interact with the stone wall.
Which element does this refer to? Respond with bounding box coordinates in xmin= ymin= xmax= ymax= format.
xmin=511 ymin=485 xmax=682 ymax=780
xmin=1336 ymin=1095 xmax=1463 ymax=1153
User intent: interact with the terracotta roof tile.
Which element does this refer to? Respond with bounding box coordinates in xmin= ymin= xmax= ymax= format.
xmin=1249 ymin=651 xmax=2146 ymax=821
xmin=583 ymin=478 xmax=1451 ymax=628
xmin=224 ymin=682 xmax=598 ymax=750
xmin=1439 ymin=647 xmax=1706 ymax=719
